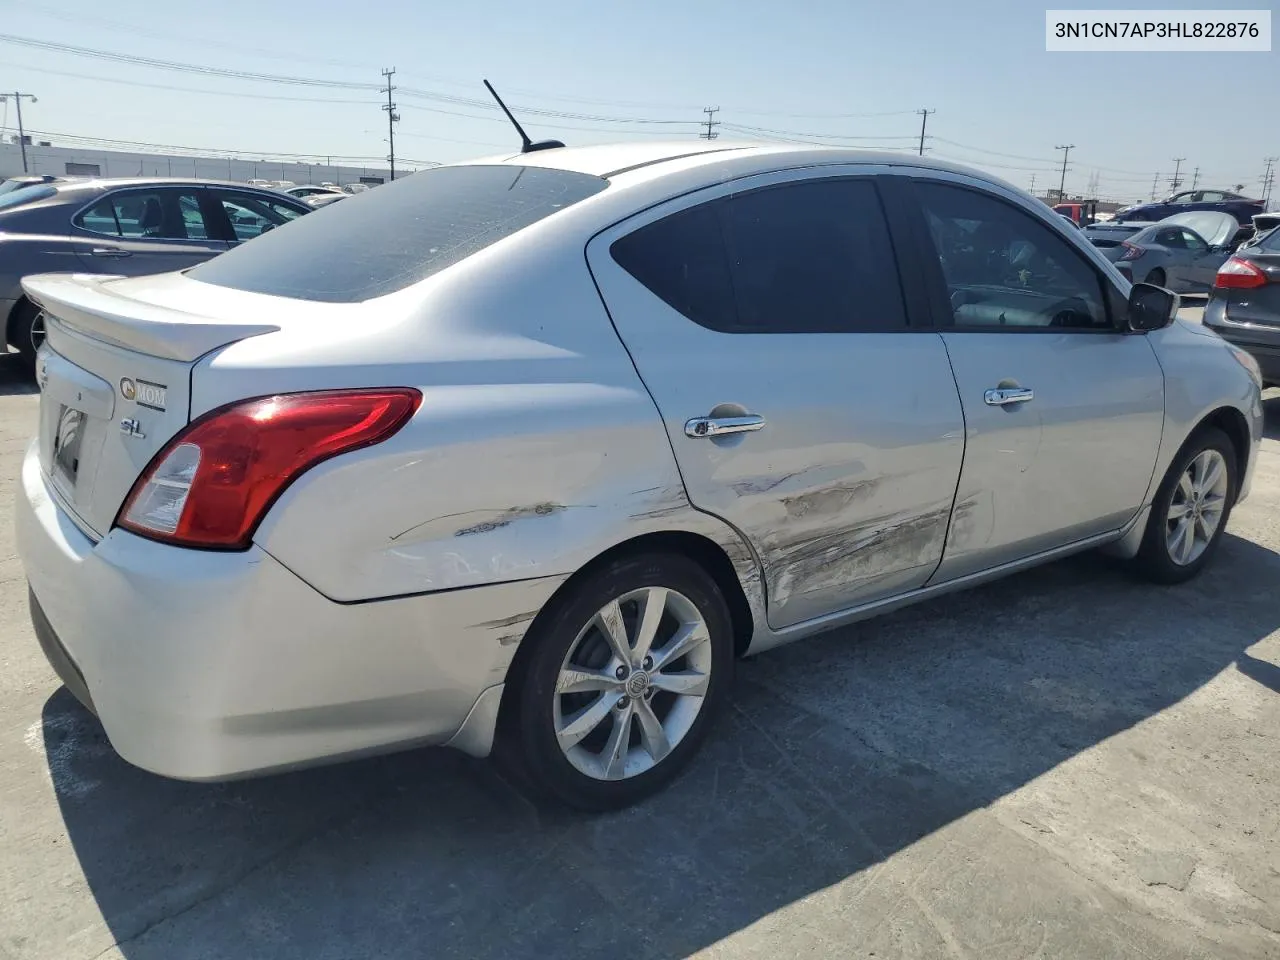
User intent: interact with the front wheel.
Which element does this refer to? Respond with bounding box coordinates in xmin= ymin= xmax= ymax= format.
xmin=496 ymin=552 xmax=734 ymax=811
xmin=1134 ymin=427 xmax=1236 ymax=584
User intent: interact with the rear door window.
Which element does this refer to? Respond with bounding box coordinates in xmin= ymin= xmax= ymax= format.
xmin=190 ymin=165 xmax=608 ymax=302
xmin=610 ymin=177 xmax=907 ymax=333
xmin=102 ymin=189 xmax=208 ymax=240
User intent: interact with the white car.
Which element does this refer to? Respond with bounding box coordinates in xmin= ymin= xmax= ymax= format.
xmin=17 ymin=143 xmax=1263 ymax=810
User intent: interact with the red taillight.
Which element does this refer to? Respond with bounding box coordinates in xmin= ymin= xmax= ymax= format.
xmin=117 ymin=388 xmax=421 ymax=549
xmin=1215 ymin=257 xmax=1267 ymax=289
xmin=1119 ymin=242 xmax=1144 ymax=261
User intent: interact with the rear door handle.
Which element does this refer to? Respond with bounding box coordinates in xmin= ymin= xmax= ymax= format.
xmin=91 ymin=247 xmax=132 ymax=258
xmin=685 ymin=414 xmax=765 ymax=438
xmin=984 ymin=387 xmax=1034 ymax=406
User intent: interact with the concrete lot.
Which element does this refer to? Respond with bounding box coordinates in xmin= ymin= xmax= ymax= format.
xmin=1 ymin=348 xmax=1279 ymax=959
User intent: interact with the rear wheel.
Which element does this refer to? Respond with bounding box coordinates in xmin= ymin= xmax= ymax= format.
xmin=9 ymin=298 xmax=44 ymax=372
xmin=1144 ymin=267 xmax=1166 ymax=288
xmin=1134 ymin=427 xmax=1236 ymax=584
xmin=496 ymin=552 xmax=734 ymax=811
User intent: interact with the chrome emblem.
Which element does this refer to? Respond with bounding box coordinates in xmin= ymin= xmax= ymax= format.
xmin=119 ymin=378 xmax=136 ymax=401
xmin=625 ymin=670 xmax=651 ymax=699
xmin=120 ymin=417 xmax=145 ymax=440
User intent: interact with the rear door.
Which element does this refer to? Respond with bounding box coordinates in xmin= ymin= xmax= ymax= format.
xmin=71 ymin=186 xmax=227 ymax=274
xmin=1178 ymin=227 xmax=1228 ymax=290
xmin=588 ymin=168 xmax=965 ymax=629
xmin=907 ymin=176 xmax=1163 ymax=582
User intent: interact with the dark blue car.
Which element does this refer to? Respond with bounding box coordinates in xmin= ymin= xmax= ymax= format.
xmin=1113 ymin=189 xmax=1265 ymax=226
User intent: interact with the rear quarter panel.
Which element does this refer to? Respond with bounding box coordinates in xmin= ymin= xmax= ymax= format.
xmin=227 ymin=222 xmax=765 ymax=629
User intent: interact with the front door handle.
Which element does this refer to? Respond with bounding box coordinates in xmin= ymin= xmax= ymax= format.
xmin=685 ymin=414 xmax=765 ymax=438
xmin=91 ymin=247 xmax=132 ymax=258
xmin=985 ymin=387 xmax=1034 ymax=406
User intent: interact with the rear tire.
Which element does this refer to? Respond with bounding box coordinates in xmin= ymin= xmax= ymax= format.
xmin=1134 ymin=427 xmax=1236 ymax=584
xmin=9 ymin=298 xmax=43 ymax=372
xmin=1144 ymin=267 xmax=1166 ymax=288
xmin=495 ymin=552 xmax=734 ymax=811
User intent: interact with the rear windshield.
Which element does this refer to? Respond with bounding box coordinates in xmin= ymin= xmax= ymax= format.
xmin=0 ymin=184 xmax=56 ymax=211
xmin=189 ymin=164 xmax=608 ymax=302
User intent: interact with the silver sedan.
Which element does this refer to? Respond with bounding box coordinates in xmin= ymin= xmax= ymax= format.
xmin=16 ymin=144 xmax=1264 ymax=811
xmin=1098 ymin=210 xmax=1243 ymax=292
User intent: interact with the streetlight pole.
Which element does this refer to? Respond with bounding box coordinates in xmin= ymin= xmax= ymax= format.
xmin=1 ymin=92 xmax=38 ymax=173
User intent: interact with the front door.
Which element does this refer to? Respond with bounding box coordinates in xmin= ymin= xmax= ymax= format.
xmin=72 ymin=187 xmax=227 ymax=275
xmin=909 ymin=178 xmax=1164 ymax=582
xmin=588 ymin=170 xmax=966 ymax=629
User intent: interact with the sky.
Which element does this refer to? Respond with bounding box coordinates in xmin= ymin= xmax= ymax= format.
xmin=0 ymin=0 xmax=1276 ymax=202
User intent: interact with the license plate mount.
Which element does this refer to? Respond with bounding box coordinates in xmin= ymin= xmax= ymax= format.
xmin=52 ymin=405 xmax=86 ymax=489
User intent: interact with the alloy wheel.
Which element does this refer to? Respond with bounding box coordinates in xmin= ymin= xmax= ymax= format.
xmin=553 ymin=586 xmax=712 ymax=781
xmin=1165 ymin=449 xmax=1229 ymax=566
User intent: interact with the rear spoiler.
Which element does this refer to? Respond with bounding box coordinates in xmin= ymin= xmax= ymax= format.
xmin=22 ymin=273 xmax=279 ymax=363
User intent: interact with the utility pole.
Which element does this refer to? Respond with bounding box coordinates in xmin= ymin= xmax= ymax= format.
xmin=1263 ymin=157 xmax=1278 ymax=208
xmin=0 ymin=92 xmax=37 ymax=173
xmin=1190 ymin=166 xmax=1200 ymax=190
xmin=1029 ymin=173 xmax=1037 ymax=195
xmin=1169 ymin=157 xmax=1185 ymax=191
xmin=1055 ymin=144 xmax=1074 ymax=202
xmin=701 ymin=107 xmax=719 ymax=140
xmin=381 ymin=67 xmax=399 ymax=180
xmin=1150 ymin=171 xmax=1160 ymax=200
xmin=916 ymin=108 xmax=936 ymax=157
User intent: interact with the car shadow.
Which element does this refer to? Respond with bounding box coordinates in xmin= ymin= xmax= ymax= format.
xmin=38 ymin=527 xmax=1280 ymax=959
xmin=0 ymin=352 xmax=37 ymax=396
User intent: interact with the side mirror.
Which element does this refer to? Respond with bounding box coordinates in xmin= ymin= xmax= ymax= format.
xmin=1127 ymin=282 xmax=1179 ymax=332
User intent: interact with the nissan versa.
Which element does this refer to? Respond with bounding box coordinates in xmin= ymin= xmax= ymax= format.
xmin=16 ymin=143 xmax=1264 ymax=811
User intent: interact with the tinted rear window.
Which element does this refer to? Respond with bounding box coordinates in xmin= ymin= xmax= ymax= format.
xmin=189 ymin=165 xmax=608 ymax=302
xmin=611 ymin=178 xmax=907 ymax=333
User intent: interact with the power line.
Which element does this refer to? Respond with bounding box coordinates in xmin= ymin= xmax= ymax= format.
xmin=718 ymin=121 xmax=919 ymax=142
xmin=23 ymin=127 xmax=399 ymax=163
xmin=4 ymin=61 xmax=379 ymax=104
xmin=0 ymin=33 xmax=380 ymax=89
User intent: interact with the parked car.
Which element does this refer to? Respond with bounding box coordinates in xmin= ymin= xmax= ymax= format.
xmin=0 ymin=174 xmax=63 ymax=196
xmin=1082 ymin=219 xmax=1147 ymax=252
xmin=1249 ymin=212 xmax=1280 ymax=241
xmin=1113 ymin=189 xmax=1265 ymax=226
xmin=0 ymin=178 xmax=311 ymax=367
xmin=16 ymin=145 xmax=1263 ymax=811
xmin=1101 ymin=211 xmax=1241 ymax=291
xmin=304 ymin=192 xmax=347 ymax=208
xmin=1203 ymin=225 xmax=1280 ymax=388
xmin=283 ymin=184 xmax=346 ymax=200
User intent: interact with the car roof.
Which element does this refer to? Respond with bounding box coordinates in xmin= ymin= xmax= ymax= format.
xmin=51 ymin=177 xmax=297 ymax=194
xmin=461 ymin=140 xmax=1026 ymax=194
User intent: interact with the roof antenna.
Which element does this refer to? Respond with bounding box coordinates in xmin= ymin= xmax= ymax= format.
xmin=483 ymin=79 xmax=565 ymax=153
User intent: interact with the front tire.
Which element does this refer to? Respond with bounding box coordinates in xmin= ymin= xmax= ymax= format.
xmin=496 ymin=552 xmax=734 ymax=811
xmin=1134 ymin=427 xmax=1236 ymax=584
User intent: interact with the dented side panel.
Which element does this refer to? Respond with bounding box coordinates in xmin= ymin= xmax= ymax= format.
xmin=584 ymin=166 xmax=968 ymax=630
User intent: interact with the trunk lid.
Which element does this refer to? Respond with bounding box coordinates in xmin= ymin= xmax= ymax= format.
xmin=23 ymin=272 xmax=279 ymax=538
xmin=1223 ymin=250 xmax=1280 ymax=327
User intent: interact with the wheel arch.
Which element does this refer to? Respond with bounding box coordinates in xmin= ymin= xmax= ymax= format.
xmin=494 ymin=530 xmax=758 ymax=744
xmin=1197 ymin=405 xmax=1251 ymax=498
xmin=5 ymin=294 xmax=33 ymax=347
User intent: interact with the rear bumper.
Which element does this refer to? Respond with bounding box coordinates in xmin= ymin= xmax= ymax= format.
xmin=16 ymin=441 xmax=563 ymax=780
xmin=1203 ymin=302 xmax=1280 ymax=385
